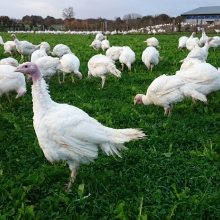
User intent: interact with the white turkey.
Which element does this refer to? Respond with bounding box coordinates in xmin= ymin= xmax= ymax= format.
xmin=35 ymin=56 xmax=62 ymax=84
xmin=0 ymin=57 xmax=19 ymax=67
xmin=142 ymin=46 xmax=162 ymax=71
xmin=179 ymin=37 xmax=213 ymax=70
xmin=209 ymin=36 xmax=220 ymax=50
xmin=31 ymin=44 xmax=48 ymax=63
xmin=101 ymin=39 xmax=110 ymax=51
xmin=134 ymin=74 xmax=207 ymax=116
xmin=14 ymin=62 xmax=146 ymax=191
xmin=60 ymin=53 xmax=82 ymax=83
xmin=11 ymin=34 xmax=40 ymax=60
xmin=88 ymin=54 xmax=121 ymax=88
xmin=95 ymin=33 xmax=106 ymax=41
xmin=0 ymin=37 xmax=17 ymax=56
xmin=186 ymin=32 xmax=200 ymax=51
xmin=90 ymin=39 xmax=102 ymax=51
xmin=119 ymin=46 xmax=136 ymax=71
xmin=0 ymin=65 xmax=26 ymax=102
xmin=176 ymin=62 xmax=220 ymax=103
xmin=179 ymin=58 xmax=204 ymax=71
xmin=199 ymin=28 xmax=209 ymax=46
xmin=143 ymin=37 xmax=161 ymax=49
xmin=106 ymin=46 xmax=123 ymax=61
xmin=40 ymin=41 xmax=51 ymax=54
xmin=178 ymin=36 xmax=188 ymax=50
xmin=50 ymin=44 xmax=73 ymax=57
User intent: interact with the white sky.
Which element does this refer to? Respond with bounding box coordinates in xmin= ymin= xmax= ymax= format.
xmin=1 ymin=0 xmax=220 ymax=20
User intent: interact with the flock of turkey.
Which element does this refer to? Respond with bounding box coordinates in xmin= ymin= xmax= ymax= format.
xmin=1 ymin=29 xmax=220 ymax=191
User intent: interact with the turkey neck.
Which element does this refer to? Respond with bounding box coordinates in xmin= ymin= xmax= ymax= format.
xmin=31 ymin=76 xmax=55 ymax=115
xmin=142 ymin=95 xmax=152 ymax=105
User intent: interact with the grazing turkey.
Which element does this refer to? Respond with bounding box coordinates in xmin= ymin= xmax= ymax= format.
xmin=50 ymin=44 xmax=73 ymax=57
xmin=40 ymin=41 xmax=51 ymax=54
xmin=134 ymin=74 xmax=207 ymax=116
xmin=0 ymin=57 xmax=19 ymax=67
xmin=209 ymin=36 xmax=220 ymax=50
xmin=95 ymin=33 xmax=106 ymax=41
xmin=119 ymin=46 xmax=136 ymax=71
xmin=143 ymin=37 xmax=161 ymax=49
xmin=60 ymin=53 xmax=82 ymax=83
xmin=14 ymin=62 xmax=146 ymax=192
xmin=142 ymin=46 xmax=162 ymax=71
xmin=90 ymin=39 xmax=102 ymax=51
xmin=35 ymin=56 xmax=62 ymax=84
xmin=0 ymin=65 xmax=26 ymax=102
xmin=176 ymin=62 xmax=220 ymax=103
xmin=101 ymin=38 xmax=110 ymax=51
xmin=0 ymin=37 xmax=17 ymax=56
xmin=31 ymin=44 xmax=48 ymax=63
xmin=106 ymin=46 xmax=123 ymax=61
xmin=11 ymin=34 xmax=40 ymax=60
xmin=88 ymin=54 xmax=121 ymax=88
xmin=178 ymin=36 xmax=188 ymax=50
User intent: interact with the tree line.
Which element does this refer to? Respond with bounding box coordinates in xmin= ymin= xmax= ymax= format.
xmin=0 ymin=8 xmax=182 ymax=32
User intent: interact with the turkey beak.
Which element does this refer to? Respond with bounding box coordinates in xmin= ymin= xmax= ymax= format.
xmin=14 ymin=66 xmax=21 ymax=72
xmin=77 ymin=73 xmax=82 ymax=80
xmin=134 ymin=99 xmax=137 ymax=105
xmin=16 ymin=91 xmax=26 ymax=99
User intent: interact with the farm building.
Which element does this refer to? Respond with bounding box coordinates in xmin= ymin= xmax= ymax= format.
xmin=181 ymin=6 xmax=220 ymax=25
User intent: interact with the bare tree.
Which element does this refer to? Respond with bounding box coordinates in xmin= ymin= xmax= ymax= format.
xmin=62 ymin=6 xmax=76 ymax=30
xmin=123 ymin=13 xmax=142 ymax=29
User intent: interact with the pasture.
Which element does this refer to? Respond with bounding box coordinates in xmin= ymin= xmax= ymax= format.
xmin=0 ymin=32 xmax=220 ymax=219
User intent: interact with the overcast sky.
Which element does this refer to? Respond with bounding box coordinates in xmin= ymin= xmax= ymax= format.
xmin=1 ymin=0 xmax=220 ymax=20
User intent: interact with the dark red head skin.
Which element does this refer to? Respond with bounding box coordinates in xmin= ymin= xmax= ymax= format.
xmin=14 ymin=62 xmax=41 ymax=83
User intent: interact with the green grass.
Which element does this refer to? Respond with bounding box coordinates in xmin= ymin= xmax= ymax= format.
xmin=0 ymin=32 xmax=220 ymax=219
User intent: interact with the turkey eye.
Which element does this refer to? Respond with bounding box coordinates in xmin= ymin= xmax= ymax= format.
xmin=25 ymin=65 xmax=28 ymax=68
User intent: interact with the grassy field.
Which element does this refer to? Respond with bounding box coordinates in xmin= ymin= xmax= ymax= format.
xmin=0 ymin=32 xmax=220 ymax=219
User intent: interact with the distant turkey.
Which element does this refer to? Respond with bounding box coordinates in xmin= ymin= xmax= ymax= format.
xmin=199 ymin=28 xmax=209 ymax=46
xmin=186 ymin=32 xmax=200 ymax=51
xmin=31 ymin=44 xmax=48 ymax=63
xmin=88 ymin=54 xmax=121 ymax=88
xmin=95 ymin=33 xmax=106 ymax=41
xmin=101 ymin=38 xmax=110 ymax=51
xmin=119 ymin=46 xmax=136 ymax=71
xmin=90 ymin=39 xmax=102 ymax=51
xmin=50 ymin=44 xmax=73 ymax=57
xmin=179 ymin=37 xmax=213 ymax=70
xmin=106 ymin=46 xmax=123 ymax=61
xmin=40 ymin=41 xmax=51 ymax=54
xmin=178 ymin=36 xmax=188 ymax=50
xmin=60 ymin=53 xmax=82 ymax=83
xmin=143 ymin=37 xmax=161 ymax=49
xmin=14 ymin=62 xmax=146 ymax=192
xmin=11 ymin=34 xmax=40 ymax=60
xmin=209 ymin=36 xmax=220 ymax=50
xmin=142 ymin=46 xmax=162 ymax=71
